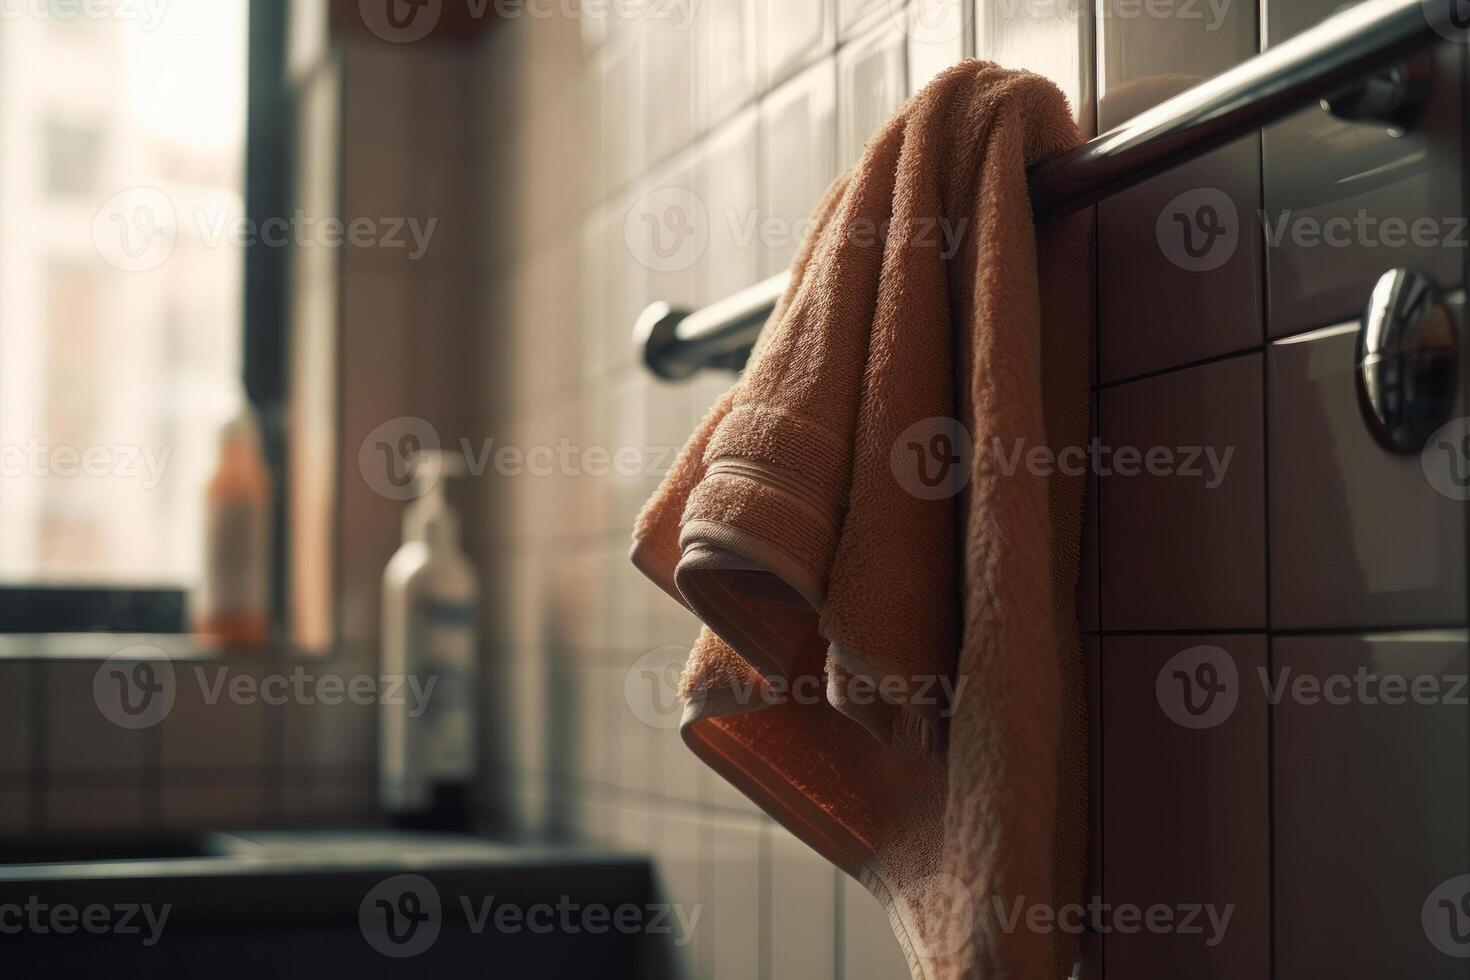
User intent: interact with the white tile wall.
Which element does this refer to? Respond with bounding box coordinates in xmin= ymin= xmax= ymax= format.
xmin=907 ymin=0 xmax=967 ymax=92
xmin=764 ymin=0 xmax=835 ymax=88
xmin=836 ymin=19 xmax=909 ymax=169
xmin=840 ymin=873 xmax=911 ymax=979
xmin=707 ymin=818 xmax=763 ymax=979
xmin=458 ymin=2 xmax=1470 ymax=978
xmin=759 ymin=58 xmax=838 ymax=275
xmin=697 ymin=0 xmax=761 ymax=127
xmin=770 ymin=826 xmax=838 ymax=980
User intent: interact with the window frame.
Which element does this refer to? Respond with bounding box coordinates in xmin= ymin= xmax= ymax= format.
xmin=0 ymin=1 xmax=292 ymax=637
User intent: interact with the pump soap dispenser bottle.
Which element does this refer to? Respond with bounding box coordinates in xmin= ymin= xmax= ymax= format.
xmin=380 ymin=450 xmax=479 ymax=831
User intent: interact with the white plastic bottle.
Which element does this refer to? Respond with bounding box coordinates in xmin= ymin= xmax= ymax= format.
xmin=379 ymin=451 xmax=479 ymax=830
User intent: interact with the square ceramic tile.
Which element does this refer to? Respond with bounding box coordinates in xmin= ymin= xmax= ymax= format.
xmin=907 ymin=0 xmax=967 ymax=93
xmin=841 ymin=872 xmax=911 ymax=980
xmin=1097 ymin=134 xmax=1263 ymax=382
xmin=0 ymin=662 xmax=32 ymax=774
xmin=974 ymin=0 xmax=1094 ymax=135
xmin=1081 ymin=635 xmax=1102 ymax=979
xmin=616 ymin=657 xmax=660 ymax=796
xmin=700 ymin=760 xmax=763 ymax=816
xmin=838 ymin=0 xmax=889 ymax=39
xmin=698 ymin=108 xmax=762 ymax=302
xmin=623 ymin=157 xmax=702 ymax=329
xmin=609 ymin=799 xmax=653 ymax=855
xmin=697 ymin=0 xmax=760 ymax=128
xmin=764 ymin=0 xmax=835 ymax=88
xmin=1274 ymin=632 xmax=1468 ymax=976
xmin=1269 ymin=322 xmax=1467 ymax=629
xmin=1262 ymin=0 xmax=1463 ymax=335
xmin=159 ymin=661 xmax=267 ymax=771
xmin=579 ymin=214 xmax=613 ymax=382
xmin=658 ymin=694 xmax=704 ymax=806
xmin=770 ymin=826 xmax=837 ymax=980
xmin=600 ymin=33 xmax=647 ymax=193
xmin=836 ymin=18 xmax=908 ymax=169
xmin=281 ymin=776 xmax=376 ymax=827
xmin=44 ymin=660 xmax=148 ymax=774
xmin=759 ymin=56 xmax=838 ymax=276
xmin=512 ymin=236 xmax=585 ymax=416
xmin=648 ymin=810 xmax=706 ymax=977
xmin=44 ymin=786 xmax=146 ymax=835
xmin=159 ymin=782 xmax=266 ymax=830
xmin=553 ymin=548 xmax=611 ymax=654
xmin=1099 ymin=353 xmax=1266 ymax=631
xmin=0 ymin=789 xmax=29 ymax=835
xmin=705 ymin=817 xmax=762 ymax=980
xmin=570 ymin=664 xmax=608 ymax=789
xmin=1094 ymin=0 xmax=1260 ymax=380
xmin=640 ymin=4 xmax=698 ymax=168
xmin=1102 ymin=634 xmax=1269 ymax=978
xmin=600 ymin=196 xmax=651 ymax=378
xmin=296 ymin=672 xmax=376 ymax=773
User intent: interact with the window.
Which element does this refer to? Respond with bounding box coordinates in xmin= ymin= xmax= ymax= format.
xmin=0 ymin=1 xmax=258 ymax=631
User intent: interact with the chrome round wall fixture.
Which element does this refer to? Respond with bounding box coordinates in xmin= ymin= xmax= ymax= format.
xmin=1356 ymin=268 xmax=1458 ymax=454
xmin=1320 ymin=52 xmax=1432 ymax=135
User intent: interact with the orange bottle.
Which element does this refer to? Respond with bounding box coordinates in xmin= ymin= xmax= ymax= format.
xmin=194 ymin=404 xmax=273 ymax=648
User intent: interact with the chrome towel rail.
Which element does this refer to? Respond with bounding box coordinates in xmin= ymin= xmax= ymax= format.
xmin=635 ymin=0 xmax=1461 ymax=381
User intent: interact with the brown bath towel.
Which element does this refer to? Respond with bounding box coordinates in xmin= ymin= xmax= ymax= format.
xmin=630 ymin=60 xmax=1092 ymax=979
